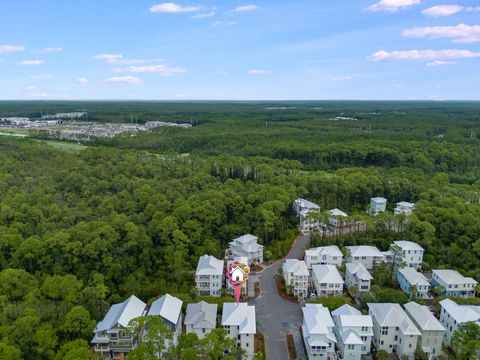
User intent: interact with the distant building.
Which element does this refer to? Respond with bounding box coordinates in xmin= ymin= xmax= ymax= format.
xmin=431 ymin=269 xmax=478 ymax=298
xmin=396 ymin=267 xmax=430 ymax=299
xmin=294 ymin=198 xmax=321 ymax=233
xmin=311 ymin=264 xmax=344 ymax=296
xmin=404 ymin=301 xmax=445 ymax=359
xmin=328 ymin=208 xmax=348 ymax=227
xmin=332 ymin=304 xmax=373 ymax=360
xmin=228 ymin=234 xmax=263 ymax=265
xmin=301 ymin=304 xmax=337 ymax=360
xmin=222 ymin=303 xmax=256 ymax=358
xmin=195 ymin=254 xmax=224 ymax=297
xmin=304 ymin=245 xmax=343 ymax=269
xmin=394 ymin=201 xmax=415 ymax=215
xmin=184 ymin=301 xmax=217 ymax=339
xmin=439 ymin=298 xmax=480 ymax=346
xmin=91 ymin=295 xmax=147 ymax=358
xmin=147 ymin=294 xmax=183 ymax=348
xmin=345 ymin=245 xmax=384 ymax=270
xmin=282 ymin=259 xmax=309 ymax=299
xmin=392 ymin=240 xmax=424 ymax=270
xmin=345 ymin=262 xmax=372 ymax=294
xmin=369 ymin=197 xmax=387 ymax=216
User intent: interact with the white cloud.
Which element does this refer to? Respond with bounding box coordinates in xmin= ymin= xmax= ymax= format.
xmin=370 ymin=49 xmax=480 ymax=61
xmin=150 ymin=3 xmax=203 ymax=13
xmin=30 ymin=74 xmax=52 ymax=80
xmin=211 ymin=20 xmax=239 ymax=27
xmin=305 ymin=69 xmax=324 ymax=75
xmin=33 ymin=47 xmax=62 ymax=54
xmin=234 ymin=5 xmax=259 ymax=12
xmin=192 ymin=11 xmax=215 ymax=18
xmin=0 ymin=44 xmax=25 ymax=54
xmin=29 ymin=92 xmax=49 ymax=98
xmin=366 ymin=0 xmax=421 ymax=12
xmin=105 ymin=76 xmax=142 ymax=85
xmin=422 ymin=5 xmax=480 ymax=17
xmin=77 ymin=77 xmax=89 ymax=84
xmin=118 ymin=64 xmax=187 ymax=76
xmin=20 ymin=60 xmax=45 ymax=66
xmin=403 ymin=24 xmax=480 ymax=43
xmin=247 ymin=69 xmax=268 ymax=75
xmin=94 ymin=53 xmax=160 ymax=65
xmin=329 ymin=75 xmax=352 ymax=81
xmin=426 ymin=60 xmax=456 ymax=66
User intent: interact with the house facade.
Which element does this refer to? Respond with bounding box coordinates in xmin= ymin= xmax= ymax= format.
xmin=345 ymin=262 xmax=372 ymax=294
xmin=328 ymin=208 xmax=348 ymax=227
xmin=228 ymin=234 xmax=263 ymax=265
xmin=331 ymin=304 xmax=373 ymax=360
xmin=195 ymin=254 xmax=224 ymax=297
xmin=147 ymin=294 xmax=183 ymax=348
xmin=282 ymin=259 xmax=309 ymax=299
xmin=301 ymin=304 xmax=337 ymax=360
xmin=431 ymin=269 xmax=478 ymax=298
xmin=397 ymin=267 xmax=430 ymax=299
xmin=311 ymin=264 xmax=344 ymax=296
xmin=394 ymin=201 xmax=415 ymax=215
xmin=305 ymin=245 xmax=343 ymax=269
xmin=222 ymin=303 xmax=256 ymax=359
xmin=368 ymin=303 xmax=421 ymax=360
xmin=392 ymin=240 xmax=424 ymax=270
xmin=294 ymin=198 xmax=321 ymax=233
xmin=404 ymin=301 xmax=445 ymax=359
xmin=438 ymin=298 xmax=480 ymax=346
xmin=91 ymin=295 xmax=147 ymax=359
xmin=184 ymin=301 xmax=217 ymax=339
xmin=345 ymin=246 xmax=384 ymax=270
xmin=369 ymin=197 xmax=387 ymax=216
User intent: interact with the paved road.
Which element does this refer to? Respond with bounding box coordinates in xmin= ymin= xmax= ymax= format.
xmin=249 ymin=234 xmax=310 ymax=360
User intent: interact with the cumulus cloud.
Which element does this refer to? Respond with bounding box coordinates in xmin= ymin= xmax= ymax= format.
xmin=247 ymin=69 xmax=268 ymax=75
xmin=150 ymin=3 xmax=203 ymax=13
xmin=370 ymin=49 xmax=480 ymax=61
xmin=403 ymin=24 xmax=480 ymax=43
xmin=105 ymin=76 xmax=143 ymax=85
xmin=234 ymin=5 xmax=259 ymax=12
xmin=77 ymin=77 xmax=89 ymax=84
xmin=366 ymin=0 xmax=421 ymax=12
xmin=192 ymin=11 xmax=215 ymax=18
xmin=426 ymin=60 xmax=456 ymax=66
xmin=33 ymin=47 xmax=62 ymax=54
xmin=118 ymin=64 xmax=187 ymax=76
xmin=422 ymin=5 xmax=480 ymax=17
xmin=20 ymin=60 xmax=45 ymax=66
xmin=329 ymin=75 xmax=352 ymax=81
xmin=0 ymin=44 xmax=25 ymax=54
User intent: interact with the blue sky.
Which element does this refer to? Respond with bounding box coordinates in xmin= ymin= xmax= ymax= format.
xmin=0 ymin=0 xmax=479 ymax=100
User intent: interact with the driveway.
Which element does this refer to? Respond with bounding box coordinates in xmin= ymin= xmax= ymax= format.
xmin=249 ymin=234 xmax=310 ymax=360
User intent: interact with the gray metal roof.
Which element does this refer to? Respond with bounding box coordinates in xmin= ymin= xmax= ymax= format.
xmin=184 ymin=301 xmax=217 ymax=329
xmin=148 ymin=294 xmax=183 ymax=325
xmin=94 ymin=295 xmax=147 ymax=333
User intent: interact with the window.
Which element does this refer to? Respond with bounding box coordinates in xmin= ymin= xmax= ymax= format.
xmin=348 ymin=345 xmax=354 ymax=350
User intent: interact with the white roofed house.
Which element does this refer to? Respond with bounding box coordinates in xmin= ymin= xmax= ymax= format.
xmin=311 ymin=264 xmax=344 ymax=296
xmin=345 ymin=245 xmax=384 ymax=271
xmin=397 ymin=267 xmax=431 ymax=299
xmin=394 ymin=201 xmax=415 ymax=215
xmin=305 ymin=245 xmax=343 ymax=269
xmin=345 ymin=262 xmax=373 ymax=294
xmin=438 ymin=298 xmax=480 ymax=347
xmin=294 ymin=198 xmax=321 ymax=233
xmin=328 ymin=208 xmax=348 ymax=227
xmin=195 ymin=254 xmax=224 ymax=297
xmin=331 ymin=304 xmax=374 ymax=360
xmin=392 ymin=240 xmax=424 ymax=270
xmin=368 ymin=303 xmax=421 ymax=360
xmin=282 ymin=259 xmax=309 ymax=299
xmin=91 ymin=295 xmax=147 ymax=359
xmin=222 ymin=303 xmax=256 ymax=358
xmin=228 ymin=234 xmax=263 ymax=266
xmin=369 ymin=197 xmax=387 ymax=216
xmin=184 ymin=301 xmax=218 ymax=339
xmin=302 ymin=304 xmax=337 ymax=360
xmin=147 ymin=294 xmax=183 ymax=349
xmin=431 ymin=269 xmax=478 ymax=298
xmin=404 ymin=301 xmax=446 ymax=359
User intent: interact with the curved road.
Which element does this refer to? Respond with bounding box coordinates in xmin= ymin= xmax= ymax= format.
xmin=249 ymin=234 xmax=310 ymax=360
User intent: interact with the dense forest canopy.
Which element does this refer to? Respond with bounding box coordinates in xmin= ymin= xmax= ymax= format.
xmin=0 ymin=101 xmax=479 ymax=359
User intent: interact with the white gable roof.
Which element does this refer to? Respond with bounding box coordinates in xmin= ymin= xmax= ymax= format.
xmin=332 ymin=304 xmax=361 ymax=317
xmin=195 ymin=254 xmax=224 ymax=276
xmin=95 ymin=295 xmax=146 ymax=332
xmin=393 ymin=240 xmax=424 ymax=252
xmin=184 ymin=301 xmax=217 ymax=329
xmin=295 ymin=198 xmax=320 ymax=211
xmin=346 ymin=262 xmax=372 ymax=281
xmin=222 ymin=303 xmax=256 ymax=334
xmin=303 ymin=304 xmax=335 ymax=335
xmin=148 ymin=294 xmax=183 ymax=325
xmin=398 ymin=267 xmax=430 ymax=286
xmin=404 ymin=301 xmax=445 ymax=331
xmin=439 ymin=299 xmax=480 ymax=324
xmin=283 ymin=259 xmax=309 ymax=276
xmin=347 ymin=245 xmax=384 ymax=258
xmin=341 ymin=329 xmax=364 ymax=345
xmin=433 ymin=269 xmax=478 ymax=285
xmin=368 ymin=303 xmax=421 ymax=336
xmin=329 ymin=208 xmax=348 ymax=217
xmin=312 ymin=264 xmax=344 ymax=284
xmin=396 ymin=201 xmax=415 ymax=207
xmin=233 ymin=234 xmax=258 ymax=244
xmin=339 ymin=315 xmax=373 ymax=328
xmin=305 ymin=245 xmax=343 ymax=258
xmin=371 ymin=197 xmax=387 ymax=203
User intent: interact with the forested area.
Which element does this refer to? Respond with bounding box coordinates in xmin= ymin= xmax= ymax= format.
xmin=0 ymin=101 xmax=479 ymax=359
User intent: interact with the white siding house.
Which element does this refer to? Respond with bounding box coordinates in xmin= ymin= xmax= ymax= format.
xmin=394 ymin=201 xmax=415 ymax=215
xmin=404 ymin=301 xmax=445 ymax=359
xmin=368 ymin=303 xmax=421 ymax=360
xmin=392 ymin=240 xmax=424 ymax=270
xmin=301 ymin=304 xmax=337 ymax=360
xmin=431 ymin=269 xmax=478 ymax=298
xmin=311 ymin=264 xmax=344 ymax=296
xmin=328 ymin=208 xmax=348 ymax=227
xmin=282 ymin=259 xmax=309 ymax=299
xmin=147 ymin=294 xmax=183 ymax=348
xmin=439 ymin=298 xmax=480 ymax=346
xmin=331 ymin=304 xmax=373 ymax=360
xmin=345 ymin=262 xmax=372 ymax=294
xmin=228 ymin=234 xmax=263 ymax=265
xmin=91 ymin=295 xmax=147 ymax=358
xmin=195 ymin=254 xmax=224 ymax=297
xmin=294 ymin=198 xmax=321 ymax=233
xmin=184 ymin=301 xmax=217 ymax=339
xmin=345 ymin=246 xmax=384 ymax=270
xmin=305 ymin=245 xmax=343 ymax=269
xmin=369 ymin=197 xmax=387 ymax=216
xmin=397 ymin=267 xmax=430 ymax=299
xmin=222 ymin=303 xmax=256 ymax=359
